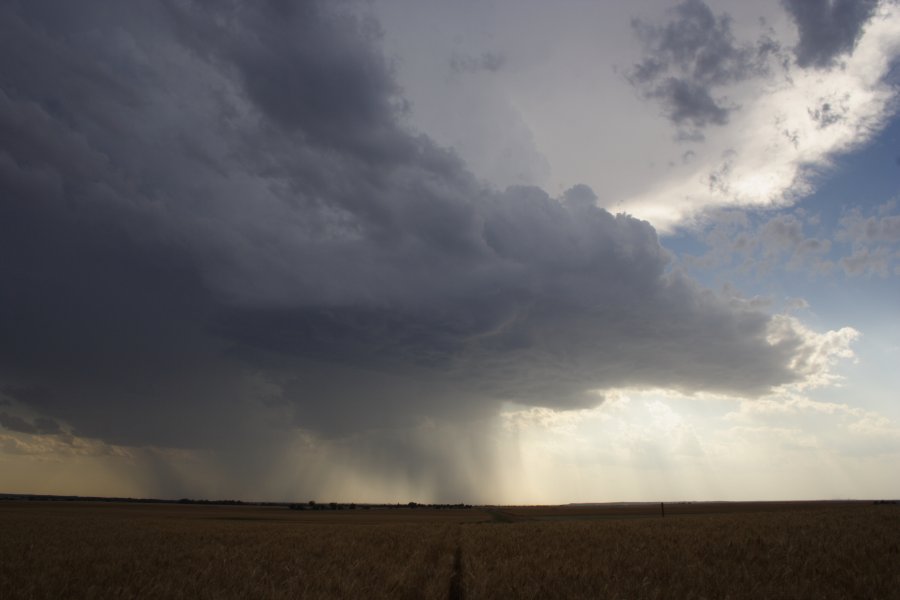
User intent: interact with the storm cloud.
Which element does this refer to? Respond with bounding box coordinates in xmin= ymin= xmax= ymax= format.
xmin=0 ymin=0 xmax=844 ymax=495
xmin=628 ymin=0 xmax=778 ymax=133
xmin=782 ymin=0 xmax=880 ymax=69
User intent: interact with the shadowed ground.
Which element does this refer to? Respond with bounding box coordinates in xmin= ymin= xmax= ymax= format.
xmin=1 ymin=501 xmax=897 ymax=599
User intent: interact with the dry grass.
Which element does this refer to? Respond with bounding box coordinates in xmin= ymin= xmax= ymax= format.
xmin=0 ymin=503 xmax=474 ymax=599
xmin=1 ymin=502 xmax=898 ymax=599
xmin=462 ymin=506 xmax=900 ymax=599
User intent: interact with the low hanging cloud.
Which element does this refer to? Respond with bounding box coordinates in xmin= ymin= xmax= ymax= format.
xmin=0 ymin=1 xmax=857 ymax=495
xmin=0 ymin=412 xmax=62 ymax=436
xmin=782 ymin=0 xmax=880 ymax=69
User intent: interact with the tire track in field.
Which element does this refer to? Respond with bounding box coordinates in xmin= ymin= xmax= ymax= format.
xmin=447 ymin=526 xmax=464 ymax=600
xmin=485 ymin=508 xmax=529 ymax=523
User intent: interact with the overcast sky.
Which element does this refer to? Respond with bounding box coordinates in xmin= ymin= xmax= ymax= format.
xmin=1 ymin=0 xmax=898 ymax=503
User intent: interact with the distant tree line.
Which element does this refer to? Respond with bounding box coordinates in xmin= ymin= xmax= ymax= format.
xmin=0 ymin=492 xmax=475 ymax=510
xmin=0 ymin=493 xmax=284 ymax=508
xmin=288 ymin=501 xmax=473 ymax=510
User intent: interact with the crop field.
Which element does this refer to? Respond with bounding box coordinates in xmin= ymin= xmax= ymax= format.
xmin=1 ymin=501 xmax=898 ymax=599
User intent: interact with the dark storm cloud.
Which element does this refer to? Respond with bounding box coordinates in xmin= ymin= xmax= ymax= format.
xmin=629 ymin=0 xmax=779 ymax=133
xmin=1 ymin=0 xmax=817 ymax=477
xmin=649 ymin=78 xmax=731 ymax=127
xmin=782 ymin=0 xmax=879 ymax=69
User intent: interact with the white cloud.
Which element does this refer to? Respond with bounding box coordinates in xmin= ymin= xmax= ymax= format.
xmin=835 ymin=201 xmax=900 ymax=276
xmin=495 ymin=385 xmax=900 ymax=502
xmin=681 ymin=198 xmax=900 ymax=281
xmin=380 ymin=1 xmax=899 ymax=230
xmin=767 ymin=315 xmax=859 ymax=389
xmin=617 ymin=1 xmax=900 ymax=228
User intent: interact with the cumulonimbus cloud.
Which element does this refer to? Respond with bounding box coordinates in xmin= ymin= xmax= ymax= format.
xmin=0 ymin=0 xmax=854 ymax=461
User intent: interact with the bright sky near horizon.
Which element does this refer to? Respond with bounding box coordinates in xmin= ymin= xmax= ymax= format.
xmin=1 ymin=0 xmax=898 ymax=503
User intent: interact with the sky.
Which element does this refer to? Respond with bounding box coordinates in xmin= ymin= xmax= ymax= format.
xmin=1 ymin=0 xmax=898 ymax=504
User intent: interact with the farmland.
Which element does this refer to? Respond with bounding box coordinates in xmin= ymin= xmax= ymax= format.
xmin=1 ymin=501 xmax=898 ymax=599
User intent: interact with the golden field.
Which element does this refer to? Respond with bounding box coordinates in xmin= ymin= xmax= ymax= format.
xmin=1 ymin=501 xmax=898 ymax=599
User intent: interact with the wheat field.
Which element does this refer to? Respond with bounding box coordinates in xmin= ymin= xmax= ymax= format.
xmin=1 ymin=501 xmax=898 ymax=599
